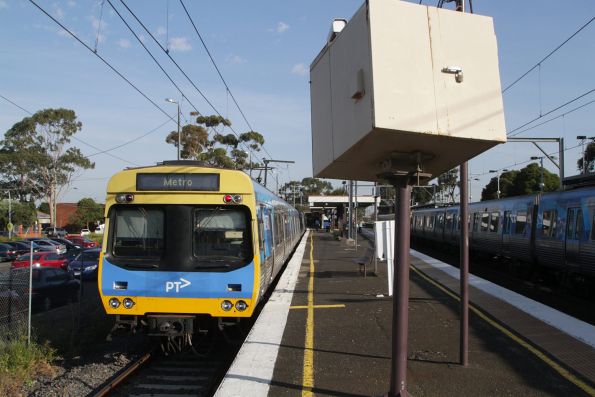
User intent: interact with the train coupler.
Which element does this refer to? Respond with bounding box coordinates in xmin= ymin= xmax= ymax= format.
xmin=147 ymin=315 xmax=195 ymax=337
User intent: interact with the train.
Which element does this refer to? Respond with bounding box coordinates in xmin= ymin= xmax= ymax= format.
xmin=409 ymin=177 xmax=595 ymax=282
xmin=98 ymin=161 xmax=304 ymax=343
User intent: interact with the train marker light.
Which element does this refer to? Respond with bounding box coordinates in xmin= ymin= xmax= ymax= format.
xmin=232 ymin=194 xmax=242 ymax=203
xmin=123 ymin=298 xmax=135 ymax=309
xmin=109 ymin=298 xmax=121 ymax=309
xmin=221 ymin=300 xmax=233 ymax=311
xmin=116 ymin=193 xmax=135 ymax=203
xmin=223 ymin=194 xmax=233 ymax=203
xmin=235 ymin=300 xmax=248 ymax=311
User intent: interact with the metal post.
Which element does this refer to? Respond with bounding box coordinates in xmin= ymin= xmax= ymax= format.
xmin=177 ymin=102 xmax=181 ymax=160
xmin=263 ymin=161 xmax=269 ymax=188
xmin=540 ymin=157 xmax=544 ymax=191
xmin=28 ymin=242 xmax=33 ymax=345
xmin=389 ymin=176 xmax=411 ymax=397
xmin=348 ymin=181 xmax=354 ymax=240
xmin=459 ymin=163 xmax=469 ymax=366
xmin=373 ymin=182 xmax=378 ymax=274
xmin=559 ymin=138 xmax=565 ymax=189
xmin=7 ymin=190 xmax=11 ymax=239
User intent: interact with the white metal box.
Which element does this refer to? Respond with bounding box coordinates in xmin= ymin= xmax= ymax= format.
xmin=310 ymin=0 xmax=506 ymax=182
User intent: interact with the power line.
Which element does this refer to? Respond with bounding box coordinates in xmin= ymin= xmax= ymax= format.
xmin=507 ymin=87 xmax=595 ymax=137
xmin=27 ymin=0 xmax=176 ymax=125
xmin=118 ymin=0 xmax=270 ymax=165
xmin=502 ymin=17 xmax=595 ymax=94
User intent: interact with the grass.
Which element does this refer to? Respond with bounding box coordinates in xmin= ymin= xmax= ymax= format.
xmin=0 ymin=336 xmax=56 ymax=396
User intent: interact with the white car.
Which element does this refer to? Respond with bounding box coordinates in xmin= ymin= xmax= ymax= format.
xmin=80 ymin=229 xmax=91 ymax=236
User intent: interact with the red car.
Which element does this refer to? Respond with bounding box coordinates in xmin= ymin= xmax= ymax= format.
xmin=11 ymin=252 xmax=68 ymax=270
xmin=67 ymin=236 xmax=99 ymax=248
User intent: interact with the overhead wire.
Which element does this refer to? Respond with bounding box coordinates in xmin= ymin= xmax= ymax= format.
xmin=117 ymin=0 xmax=268 ymax=164
xmin=502 ymin=16 xmax=595 ymax=94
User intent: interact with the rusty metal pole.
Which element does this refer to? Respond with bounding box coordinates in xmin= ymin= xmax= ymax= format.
xmin=389 ymin=176 xmax=411 ymax=397
xmin=460 ymin=163 xmax=469 ymax=366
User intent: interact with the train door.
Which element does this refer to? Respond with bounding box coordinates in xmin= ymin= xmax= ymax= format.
xmin=565 ymin=207 xmax=581 ymax=268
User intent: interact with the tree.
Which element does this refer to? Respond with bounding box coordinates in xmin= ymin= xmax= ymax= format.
xmin=0 ymin=109 xmax=94 ymax=225
xmin=437 ymin=168 xmax=458 ymax=204
xmin=38 ymin=202 xmax=50 ymax=214
xmin=0 ymin=200 xmax=36 ymax=229
xmin=72 ymin=198 xmax=104 ymax=229
xmin=301 ymin=177 xmax=333 ymax=197
xmin=481 ymin=170 xmax=519 ymax=201
xmin=481 ymin=163 xmax=559 ymax=200
xmin=577 ymin=139 xmax=595 ymax=173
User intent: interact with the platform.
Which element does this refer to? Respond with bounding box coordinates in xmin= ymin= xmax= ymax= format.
xmin=216 ymin=230 xmax=595 ymax=396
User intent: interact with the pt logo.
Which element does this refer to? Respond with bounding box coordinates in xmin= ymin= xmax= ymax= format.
xmin=165 ymin=278 xmax=191 ymax=293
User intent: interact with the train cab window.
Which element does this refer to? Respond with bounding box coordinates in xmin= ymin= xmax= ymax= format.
xmin=193 ymin=207 xmax=250 ymax=262
xmin=542 ymin=210 xmax=557 ymax=237
xmin=490 ymin=212 xmax=499 ymax=233
xmin=480 ymin=213 xmax=489 ymax=232
xmin=112 ymin=207 xmax=165 ymax=257
xmin=515 ymin=212 xmax=527 ymax=235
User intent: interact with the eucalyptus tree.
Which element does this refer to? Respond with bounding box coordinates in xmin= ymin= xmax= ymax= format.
xmin=0 ymin=108 xmax=94 ymax=224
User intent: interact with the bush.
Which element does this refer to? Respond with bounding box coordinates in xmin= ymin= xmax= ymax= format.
xmin=0 ymin=337 xmax=56 ymax=395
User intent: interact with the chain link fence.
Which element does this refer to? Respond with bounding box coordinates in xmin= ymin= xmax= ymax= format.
xmin=0 ymin=267 xmax=31 ymax=339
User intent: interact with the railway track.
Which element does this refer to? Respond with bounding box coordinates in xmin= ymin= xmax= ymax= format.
xmin=93 ymin=336 xmax=238 ymax=397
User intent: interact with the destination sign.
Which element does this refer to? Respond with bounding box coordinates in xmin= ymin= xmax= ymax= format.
xmin=136 ymin=173 xmax=220 ymax=191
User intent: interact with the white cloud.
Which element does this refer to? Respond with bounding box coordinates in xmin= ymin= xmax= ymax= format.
xmin=168 ymin=37 xmax=191 ymax=52
xmin=291 ymin=63 xmax=308 ymax=76
xmin=54 ymin=6 xmax=64 ymax=20
xmin=117 ymin=38 xmax=131 ymax=49
xmin=276 ymin=21 xmax=289 ymax=34
xmin=156 ymin=26 xmax=166 ymax=37
xmin=227 ymin=54 xmax=247 ymax=65
xmin=67 ymin=1 xmax=76 ymax=7
xmin=0 ymin=1 xmax=8 ymax=10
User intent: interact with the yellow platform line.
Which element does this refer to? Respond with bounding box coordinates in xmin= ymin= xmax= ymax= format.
xmin=291 ymin=304 xmax=345 ymax=310
xmin=411 ymin=265 xmax=595 ymax=397
xmin=302 ymin=233 xmax=315 ymax=397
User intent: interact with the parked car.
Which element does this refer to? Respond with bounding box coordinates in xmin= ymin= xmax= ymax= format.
xmin=67 ymin=236 xmax=99 ymax=248
xmin=24 ymin=238 xmax=67 ymax=255
xmin=0 ymin=243 xmax=18 ymax=262
xmin=30 ymin=267 xmax=80 ymax=311
xmin=11 ymin=252 xmax=68 ymax=270
xmin=68 ymin=248 xmax=100 ymax=280
xmin=6 ymin=241 xmax=54 ymax=255
xmin=43 ymin=226 xmax=67 ymax=238
xmin=80 ymin=228 xmax=91 ymax=236
xmin=49 ymin=237 xmax=81 ymax=251
xmin=61 ymin=248 xmax=83 ymax=264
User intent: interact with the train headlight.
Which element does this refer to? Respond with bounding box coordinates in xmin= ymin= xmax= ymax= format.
xmin=235 ymin=300 xmax=248 ymax=312
xmin=115 ymin=193 xmax=135 ymax=203
xmin=123 ymin=298 xmax=135 ymax=309
xmin=109 ymin=298 xmax=121 ymax=309
xmin=221 ymin=300 xmax=233 ymax=311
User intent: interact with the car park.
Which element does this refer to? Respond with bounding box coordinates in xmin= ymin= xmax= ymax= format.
xmin=30 ymin=267 xmax=80 ymax=311
xmin=68 ymin=248 xmax=100 ymax=280
xmin=11 ymin=252 xmax=68 ymax=270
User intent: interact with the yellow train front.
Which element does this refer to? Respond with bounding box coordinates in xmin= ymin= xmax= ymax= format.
xmin=99 ymin=161 xmax=302 ymax=339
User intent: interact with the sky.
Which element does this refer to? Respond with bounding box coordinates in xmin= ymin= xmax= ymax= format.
xmin=1 ymin=0 xmax=594 ymax=204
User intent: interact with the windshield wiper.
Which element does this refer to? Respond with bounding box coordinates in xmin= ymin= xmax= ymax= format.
xmin=194 ymin=263 xmax=231 ymax=269
xmin=123 ymin=263 xmax=159 ymax=269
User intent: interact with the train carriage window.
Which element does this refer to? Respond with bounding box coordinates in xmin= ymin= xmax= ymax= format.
xmin=258 ymin=206 xmax=265 ymax=253
xmin=112 ymin=207 xmax=164 ymax=257
xmin=428 ymin=215 xmax=435 ymax=230
xmin=591 ymin=214 xmax=595 ymax=240
xmin=490 ymin=212 xmax=499 ymax=233
xmin=480 ymin=213 xmax=489 ymax=232
xmin=437 ymin=214 xmax=444 ymax=230
xmin=472 ymin=213 xmax=480 ymax=231
xmin=503 ymin=211 xmax=511 ymax=234
xmin=576 ymin=209 xmax=583 ymax=239
xmin=445 ymin=213 xmax=453 ymax=232
xmin=567 ymin=209 xmax=576 ymax=240
xmin=515 ymin=212 xmax=527 ymax=235
xmin=542 ymin=210 xmax=557 ymax=237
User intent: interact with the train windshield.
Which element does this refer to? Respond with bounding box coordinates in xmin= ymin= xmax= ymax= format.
xmin=193 ymin=207 xmax=250 ymax=265
xmin=107 ymin=204 xmax=252 ymax=272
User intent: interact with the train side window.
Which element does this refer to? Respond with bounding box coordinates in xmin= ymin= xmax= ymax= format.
xmin=472 ymin=213 xmax=479 ymax=231
xmin=576 ymin=209 xmax=583 ymax=239
xmin=480 ymin=213 xmax=489 ymax=232
xmin=591 ymin=214 xmax=595 ymax=240
xmin=445 ymin=213 xmax=453 ymax=231
xmin=542 ymin=210 xmax=557 ymax=237
xmin=258 ymin=207 xmax=265 ymax=252
xmin=428 ymin=216 xmax=435 ymax=230
xmin=566 ymin=208 xmax=576 ymax=240
xmin=490 ymin=212 xmax=499 ymax=232
xmin=503 ymin=211 xmax=511 ymax=234
xmin=515 ymin=212 xmax=527 ymax=235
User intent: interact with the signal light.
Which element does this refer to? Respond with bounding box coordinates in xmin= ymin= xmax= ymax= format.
xmin=221 ymin=300 xmax=233 ymax=311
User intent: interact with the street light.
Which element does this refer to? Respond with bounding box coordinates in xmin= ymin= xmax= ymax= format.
xmin=165 ymin=98 xmax=181 ymax=160
xmin=468 ymin=177 xmax=479 ymax=202
xmin=488 ymin=169 xmax=508 ymax=199
xmin=577 ymin=135 xmax=595 ymax=174
xmin=530 ymin=156 xmax=545 ymax=191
